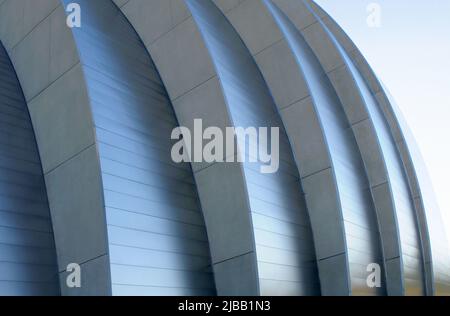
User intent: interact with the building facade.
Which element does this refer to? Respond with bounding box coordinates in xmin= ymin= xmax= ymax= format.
xmin=0 ymin=0 xmax=448 ymax=296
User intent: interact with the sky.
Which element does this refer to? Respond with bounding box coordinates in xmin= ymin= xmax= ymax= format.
xmin=314 ymin=0 xmax=450 ymax=243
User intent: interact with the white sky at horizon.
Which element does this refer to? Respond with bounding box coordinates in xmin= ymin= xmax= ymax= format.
xmin=314 ymin=0 xmax=450 ymax=244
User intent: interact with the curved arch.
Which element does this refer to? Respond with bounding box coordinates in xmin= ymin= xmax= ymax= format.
xmin=62 ymin=0 xmax=216 ymax=295
xmin=0 ymin=0 xmax=110 ymax=295
xmin=306 ymin=0 xmax=450 ymax=295
xmin=215 ymin=0 xmax=388 ymax=296
xmin=0 ymin=41 xmax=60 ymax=296
xmin=261 ymin=0 xmax=385 ymax=295
xmin=214 ymin=0 xmax=383 ymax=296
xmin=129 ymin=0 xmax=263 ymax=293
xmin=1 ymin=0 xmax=217 ymax=295
xmin=0 ymin=0 xmax=444 ymax=297
xmin=271 ymin=0 xmax=426 ymax=295
xmin=184 ymin=0 xmax=320 ymax=295
xmin=115 ymin=0 xmax=322 ymax=295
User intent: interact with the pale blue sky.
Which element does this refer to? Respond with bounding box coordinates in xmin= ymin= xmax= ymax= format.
xmin=314 ymin=0 xmax=450 ymax=242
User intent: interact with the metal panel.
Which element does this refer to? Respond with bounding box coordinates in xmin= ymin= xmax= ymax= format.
xmin=338 ymin=39 xmax=425 ymax=296
xmin=186 ymin=0 xmax=320 ymax=296
xmin=0 ymin=41 xmax=60 ymax=296
xmin=306 ymin=0 xmax=450 ymax=296
xmin=63 ymin=0 xmax=215 ymax=295
xmin=288 ymin=0 xmax=426 ymax=296
xmin=381 ymin=91 xmax=450 ymax=295
xmin=264 ymin=0 xmax=385 ymax=296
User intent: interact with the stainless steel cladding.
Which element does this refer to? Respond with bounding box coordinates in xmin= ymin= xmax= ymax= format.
xmin=0 ymin=42 xmax=59 ymax=295
xmin=0 ymin=0 xmax=447 ymax=296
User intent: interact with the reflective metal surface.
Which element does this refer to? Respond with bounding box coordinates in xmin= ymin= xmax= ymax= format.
xmin=63 ymin=0 xmax=215 ymax=295
xmin=347 ymin=52 xmax=425 ymax=295
xmin=300 ymin=0 xmax=426 ymax=295
xmin=0 ymin=0 xmax=446 ymax=296
xmin=265 ymin=0 xmax=385 ymax=296
xmin=306 ymin=0 xmax=450 ymax=295
xmin=383 ymin=89 xmax=450 ymax=295
xmin=0 ymin=41 xmax=60 ymax=295
xmin=186 ymin=0 xmax=320 ymax=295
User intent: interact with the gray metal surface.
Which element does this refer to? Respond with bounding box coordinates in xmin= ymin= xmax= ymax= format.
xmin=287 ymin=0 xmax=426 ymax=295
xmin=264 ymin=0 xmax=384 ymax=296
xmin=186 ymin=0 xmax=320 ymax=295
xmin=306 ymin=0 xmax=450 ymax=296
xmin=63 ymin=0 xmax=216 ymax=295
xmin=0 ymin=0 xmax=111 ymax=296
xmin=0 ymin=0 xmax=446 ymax=296
xmin=0 ymin=41 xmax=60 ymax=296
xmin=85 ymin=0 xmax=265 ymax=296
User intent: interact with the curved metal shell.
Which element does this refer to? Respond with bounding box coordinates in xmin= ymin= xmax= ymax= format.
xmin=0 ymin=42 xmax=59 ymax=295
xmin=0 ymin=0 xmax=447 ymax=296
xmin=62 ymin=0 xmax=216 ymax=295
